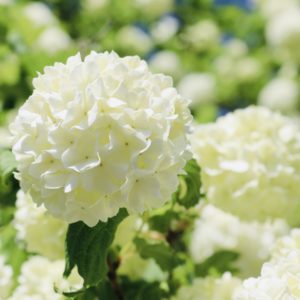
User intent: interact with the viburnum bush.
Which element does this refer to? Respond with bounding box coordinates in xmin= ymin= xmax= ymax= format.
xmin=1 ymin=50 xmax=300 ymax=300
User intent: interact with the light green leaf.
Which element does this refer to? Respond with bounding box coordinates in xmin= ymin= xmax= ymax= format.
xmin=134 ymin=237 xmax=183 ymax=272
xmin=174 ymin=159 xmax=202 ymax=208
xmin=0 ymin=150 xmax=17 ymax=186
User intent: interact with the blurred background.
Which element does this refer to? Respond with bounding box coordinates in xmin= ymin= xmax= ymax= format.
xmin=1 ymin=0 xmax=300 ymax=140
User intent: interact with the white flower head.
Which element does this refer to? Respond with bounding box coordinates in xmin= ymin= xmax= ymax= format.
xmin=134 ymin=0 xmax=173 ymax=18
xmin=10 ymin=51 xmax=192 ymax=227
xmin=151 ymin=15 xmax=180 ymax=43
xmin=149 ymin=50 xmax=182 ymax=80
xmin=14 ymin=190 xmax=67 ymax=260
xmin=177 ymin=73 xmax=216 ymax=107
xmin=259 ymin=77 xmax=299 ymax=115
xmin=117 ymin=26 xmax=153 ymax=56
xmin=36 ymin=27 xmax=72 ymax=54
xmin=9 ymin=256 xmax=83 ymax=300
xmin=23 ymin=2 xmax=56 ymax=27
xmin=235 ymin=229 xmax=300 ymax=299
xmin=191 ymin=106 xmax=300 ymax=225
xmin=266 ymin=8 xmax=300 ymax=62
xmin=172 ymin=272 xmax=242 ymax=300
xmin=0 ymin=255 xmax=13 ymax=299
xmin=183 ymin=20 xmax=220 ymax=52
xmin=190 ymin=205 xmax=290 ymax=278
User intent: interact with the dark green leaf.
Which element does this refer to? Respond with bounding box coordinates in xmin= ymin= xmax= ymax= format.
xmin=194 ymin=250 xmax=240 ymax=277
xmin=174 ymin=159 xmax=202 ymax=208
xmin=121 ymin=277 xmax=165 ymax=300
xmin=64 ymin=208 xmax=128 ymax=287
xmin=134 ymin=237 xmax=183 ymax=272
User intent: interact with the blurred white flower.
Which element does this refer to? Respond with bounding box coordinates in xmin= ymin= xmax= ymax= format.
xmin=172 ymin=272 xmax=242 ymax=300
xmin=190 ymin=205 xmax=289 ymax=278
xmin=117 ymin=26 xmax=153 ymax=56
xmin=84 ymin=0 xmax=108 ymax=10
xmin=177 ymin=73 xmax=216 ymax=107
xmin=224 ymin=39 xmax=248 ymax=58
xmin=151 ymin=15 xmax=180 ymax=43
xmin=266 ymin=8 xmax=300 ymax=62
xmin=134 ymin=0 xmax=173 ymax=18
xmin=9 ymin=256 xmax=83 ymax=300
xmin=235 ymin=57 xmax=263 ymax=83
xmin=36 ymin=27 xmax=72 ymax=54
xmin=191 ymin=106 xmax=300 ymax=225
xmin=0 ymin=0 xmax=13 ymax=6
xmin=0 ymin=255 xmax=13 ymax=299
xmin=258 ymin=77 xmax=299 ymax=114
xmin=10 ymin=51 xmax=191 ymax=227
xmin=254 ymin=0 xmax=298 ymax=19
xmin=14 ymin=190 xmax=67 ymax=260
xmin=23 ymin=2 xmax=56 ymax=27
xmin=149 ymin=50 xmax=182 ymax=80
xmin=183 ymin=20 xmax=220 ymax=51
xmin=0 ymin=127 xmax=12 ymax=148
xmin=235 ymin=229 xmax=300 ymax=299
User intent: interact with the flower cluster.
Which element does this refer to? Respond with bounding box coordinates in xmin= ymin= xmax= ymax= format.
xmin=14 ymin=190 xmax=67 ymax=260
xmin=0 ymin=255 xmax=13 ymax=299
xmin=10 ymin=51 xmax=191 ymax=227
xmin=172 ymin=272 xmax=242 ymax=300
xmin=191 ymin=106 xmax=300 ymax=225
xmin=8 ymin=256 xmax=83 ymax=300
xmin=190 ymin=205 xmax=289 ymax=277
xmin=235 ymin=229 xmax=300 ymax=299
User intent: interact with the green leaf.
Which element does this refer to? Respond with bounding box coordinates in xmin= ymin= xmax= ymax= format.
xmin=194 ymin=250 xmax=240 ymax=277
xmin=64 ymin=208 xmax=128 ymax=287
xmin=121 ymin=277 xmax=165 ymax=300
xmin=134 ymin=237 xmax=183 ymax=272
xmin=0 ymin=150 xmax=17 ymax=186
xmin=174 ymin=159 xmax=202 ymax=208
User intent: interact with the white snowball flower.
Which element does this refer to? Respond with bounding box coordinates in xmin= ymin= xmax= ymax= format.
xmin=9 ymin=256 xmax=83 ymax=300
xmin=183 ymin=20 xmax=220 ymax=52
xmin=36 ymin=27 xmax=72 ymax=54
xmin=254 ymin=0 xmax=298 ymax=19
xmin=258 ymin=77 xmax=299 ymax=115
xmin=0 ymin=127 xmax=12 ymax=148
xmin=224 ymin=39 xmax=248 ymax=58
xmin=0 ymin=255 xmax=13 ymax=299
xmin=172 ymin=272 xmax=242 ymax=300
xmin=191 ymin=106 xmax=300 ymax=225
xmin=117 ymin=26 xmax=153 ymax=56
xmin=14 ymin=190 xmax=67 ymax=260
xmin=177 ymin=73 xmax=216 ymax=107
xmin=151 ymin=15 xmax=180 ymax=43
xmin=190 ymin=205 xmax=289 ymax=278
xmin=235 ymin=57 xmax=263 ymax=83
xmin=23 ymin=2 xmax=56 ymax=27
xmin=235 ymin=229 xmax=300 ymax=300
xmin=10 ymin=51 xmax=192 ymax=227
xmin=149 ymin=50 xmax=182 ymax=80
xmin=84 ymin=0 xmax=108 ymax=10
xmin=134 ymin=0 xmax=173 ymax=18
xmin=266 ymin=8 xmax=300 ymax=62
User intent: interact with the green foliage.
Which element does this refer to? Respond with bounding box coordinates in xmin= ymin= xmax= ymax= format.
xmin=0 ymin=150 xmax=16 ymax=187
xmin=174 ymin=159 xmax=202 ymax=208
xmin=134 ymin=237 xmax=184 ymax=272
xmin=194 ymin=250 xmax=240 ymax=277
xmin=64 ymin=209 xmax=128 ymax=287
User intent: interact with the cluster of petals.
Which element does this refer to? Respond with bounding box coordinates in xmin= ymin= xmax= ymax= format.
xmin=235 ymin=229 xmax=300 ymax=299
xmin=191 ymin=106 xmax=300 ymax=225
xmin=8 ymin=256 xmax=83 ymax=300
xmin=14 ymin=190 xmax=67 ymax=260
xmin=10 ymin=51 xmax=191 ymax=226
xmin=190 ymin=205 xmax=289 ymax=278
xmin=0 ymin=255 xmax=13 ymax=299
xmin=172 ymin=272 xmax=242 ymax=300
